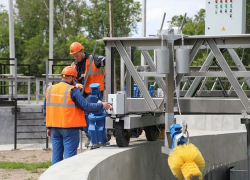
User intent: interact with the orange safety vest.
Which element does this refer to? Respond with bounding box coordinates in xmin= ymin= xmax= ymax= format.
xmin=84 ymin=58 xmax=105 ymax=93
xmin=71 ymin=56 xmax=105 ymax=93
xmin=45 ymin=82 xmax=86 ymax=128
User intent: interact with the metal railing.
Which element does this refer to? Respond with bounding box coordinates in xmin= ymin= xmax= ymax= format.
xmin=45 ymin=58 xmax=75 ymax=88
xmin=0 ymin=58 xmax=17 ymax=100
xmin=0 ymin=58 xmax=46 ymax=103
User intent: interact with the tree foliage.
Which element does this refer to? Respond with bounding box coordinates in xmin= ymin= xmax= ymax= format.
xmin=83 ymin=0 xmax=141 ymax=39
xmin=2 ymin=0 xmax=250 ymax=92
xmin=0 ymin=0 xmax=141 ymax=78
xmin=168 ymin=9 xmax=205 ymax=36
xmin=0 ymin=5 xmax=9 ymax=58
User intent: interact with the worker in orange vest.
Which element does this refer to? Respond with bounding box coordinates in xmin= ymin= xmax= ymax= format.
xmin=69 ymin=42 xmax=106 ymax=146
xmin=44 ymin=66 xmax=111 ymax=165
xmin=69 ymin=42 xmax=105 ymax=99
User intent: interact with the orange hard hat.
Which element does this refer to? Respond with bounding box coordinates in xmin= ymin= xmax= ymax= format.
xmin=70 ymin=42 xmax=84 ymax=55
xmin=61 ymin=66 xmax=77 ymax=77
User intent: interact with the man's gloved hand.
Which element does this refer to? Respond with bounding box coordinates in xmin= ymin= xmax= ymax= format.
xmin=75 ymin=83 xmax=83 ymax=90
xmin=102 ymin=102 xmax=112 ymax=110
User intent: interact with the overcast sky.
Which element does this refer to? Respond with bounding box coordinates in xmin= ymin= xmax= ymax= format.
xmin=0 ymin=0 xmax=205 ymax=37
xmin=134 ymin=0 xmax=205 ymax=37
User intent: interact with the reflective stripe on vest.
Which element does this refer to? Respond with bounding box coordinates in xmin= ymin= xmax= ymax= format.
xmin=89 ymin=70 xmax=102 ymax=75
xmin=45 ymin=82 xmax=86 ymax=128
xmin=47 ymin=85 xmax=75 ymax=107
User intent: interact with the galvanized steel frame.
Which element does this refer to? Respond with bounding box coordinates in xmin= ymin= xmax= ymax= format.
xmin=103 ymin=35 xmax=250 ymax=156
xmin=103 ymin=35 xmax=250 ymax=114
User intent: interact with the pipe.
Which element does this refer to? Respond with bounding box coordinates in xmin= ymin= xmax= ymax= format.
xmin=160 ymin=12 xmax=166 ymax=31
xmin=109 ymin=0 xmax=114 ymax=37
xmin=49 ymin=0 xmax=54 ymax=74
xmin=180 ymin=13 xmax=187 ymax=31
xmin=9 ymin=0 xmax=15 ymax=98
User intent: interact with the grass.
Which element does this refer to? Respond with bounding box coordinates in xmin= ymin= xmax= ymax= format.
xmin=0 ymin=161 xmax=51 ymax=173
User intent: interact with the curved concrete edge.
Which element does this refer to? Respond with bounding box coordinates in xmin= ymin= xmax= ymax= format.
xmin=190 ymin=130 xmax=246 ymax=168
xmin=39 ymin=130 xmax=247 ymax=180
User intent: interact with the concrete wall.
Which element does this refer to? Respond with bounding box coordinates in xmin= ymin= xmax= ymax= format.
xmin=175 ymin=115 xmax=245 ymax=131
xmin=0 ymin=105 xmax=45 ymax=145
xmin=39 ymin=131 xmax=247 ymax=180
xmin=0 ymin=107 xmax=15 ymax=144
xmin=190 ymin=131 xmax=246 ymax=168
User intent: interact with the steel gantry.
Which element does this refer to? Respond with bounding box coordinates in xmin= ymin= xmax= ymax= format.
xmin=103 ymin=33 xmax=250 ymax=179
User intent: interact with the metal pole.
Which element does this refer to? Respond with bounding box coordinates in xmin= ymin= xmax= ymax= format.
xmin=246 ymin=123 xmax=250 ymax=180
xmin=28 ymin=79 xmax=31 ymax=103
xmin=180 ymin=13 xmax=187 ymax=31
xmin=141 ymin=0 xmax=147 ymax=87
xmin=109 ymin=0 xmax=115 ymax=92
xmin=120 ymin=58 xmax=125 ymax=91
xmin=105 ymin=42 xmax=112 ymax=98
xmin=14 ymin=99 xmax=17 ymax=150
xmin=49 ymin=0 xmax=54 ymax=74
xmin=142 ymin=0 xmax=146 ymax=36
xmin=9 ymin=0 xmax=15 ymax=74
xmin=126 ymin=47 xmax=133 ymax=98
xmin=79 ymin=130 xmax=82 ymax=153
xmin=46 ymin=134 xmax=49 ymax=149
xmin=36 ymin=79 xmax=39 ymax=104
xmin=9 ymin=0 xmax=15 ymax=98
xmin=162 ymin=40 xmax=175 ymax=154
xmin=14 ymin=58 xmax=17 ymax=100
xmin=46 ymin=59 xmax=49 ymax=88
xmin=160 ymin=12 xmax=166 ymax=31
xmin=0 ymin=64 xmax=2 ymax=95
xmin=109 ymin=0 xmax=114 ymax=37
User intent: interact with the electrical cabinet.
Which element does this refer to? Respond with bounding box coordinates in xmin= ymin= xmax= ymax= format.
xmin=205 ymin=0 xmax=246 ymax=35
xmin=108 ymin=93 xmax=125 ymax=115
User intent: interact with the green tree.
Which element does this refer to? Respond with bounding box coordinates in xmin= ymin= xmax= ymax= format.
xmin=83 ymin=0 xmax=141 ymax=39
xmin=0 ymin=5 xmax=9 ymax=59
xmin=0 ymin=0 xmax=141 ymax=78
xmin=168 ymin=9 xmax=205 ymax=36
xmin=13 ymin=0 xmax=89 ymax=77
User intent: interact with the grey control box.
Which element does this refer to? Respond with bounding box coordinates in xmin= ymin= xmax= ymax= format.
xmin=205 ymin=0 xmax=246 ymax=35
xmin=108 ymin=93 xmax=125 ymax=115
